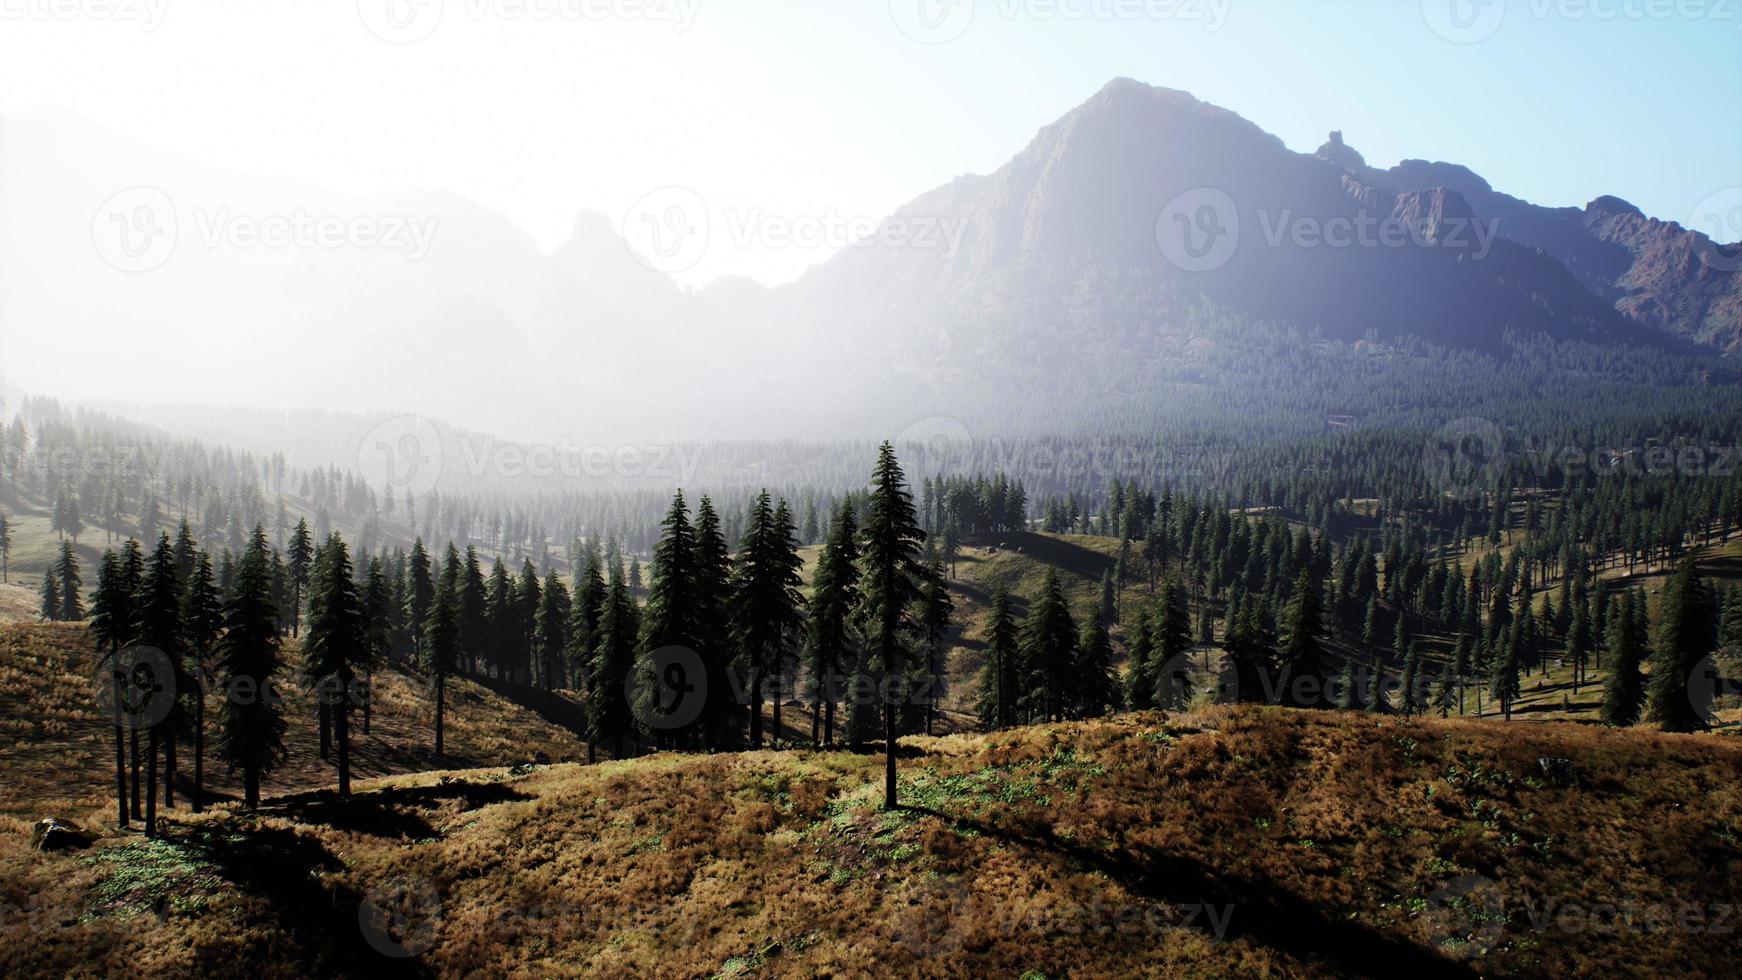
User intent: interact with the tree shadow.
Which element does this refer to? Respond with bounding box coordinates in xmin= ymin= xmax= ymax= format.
xmin=470 ymin=673 xmax=589 ymax=745
xmin=262 ymin=779 xmax=533 ymax=839
xmin=900 ymin=804 xmax=1478 ymax=979
xmin=158 ymin=822 xmax=435 ymax=978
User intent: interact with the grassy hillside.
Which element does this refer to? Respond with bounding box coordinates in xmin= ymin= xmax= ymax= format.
xmin=0 ymin=623 xmax=589 ymax=826
xmin=4 ymin=705 xmax=1739 ymax=977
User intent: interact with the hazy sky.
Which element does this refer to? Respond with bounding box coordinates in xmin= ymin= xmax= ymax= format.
xmin=1 ymin=0 xmax=1738 ymax=287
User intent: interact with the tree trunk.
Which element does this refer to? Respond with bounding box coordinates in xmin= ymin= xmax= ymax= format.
xmin=130 ymin=730 xmax=142 ymax=819
xmin=145 ymin=727 xmax=158 ymax=836
xmin=112 ymin=671 xmax=128 ymax=828
xmin=363 ymin=667 xmax=373 ymax=735
xmin=337 ymin=699 xmax=351 ymax=797
xmin=163 ymin=713 xmax=176 ymax=809
xmin=193 ymin=687 xmax=205 ymax=813
xmin=749 ymin=663 xmax=764 ymax=748
xmin=434 ymin=672 xmax=446 ymax=758
xmin=883 ymin=701 xmax=898 ymax=810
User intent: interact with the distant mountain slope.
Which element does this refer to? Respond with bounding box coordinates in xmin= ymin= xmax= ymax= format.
xmin=792 ymin=79 xmax=1676 ymax=360
xmin=5 ymin=83 xmax=1735 ymax=443
xmin=1328 ymin=134 xmax=1742 ymax=352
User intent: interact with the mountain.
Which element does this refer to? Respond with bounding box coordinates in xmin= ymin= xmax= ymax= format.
xmin=1328 ymin=132 xmax=1742 ymax=352
xmin=789 ymin=79 xmax=1696 ymax=360
xmin=4 ymin=83 xmax=1736 ymax=446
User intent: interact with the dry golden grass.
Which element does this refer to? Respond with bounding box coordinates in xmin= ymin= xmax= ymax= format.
xmin=4 ymin=692 xmax=1740 ymax=978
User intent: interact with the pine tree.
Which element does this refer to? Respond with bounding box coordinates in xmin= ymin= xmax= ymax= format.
xmin=1489 ymin=633 xmax=1519 ymax=721
xmin=218 ymin=527 xmax=286 ymax=809
xmin=692 ymin=498 xmax=739 ymax=749
xmin=1121 ymin=604 xmax=1156 ymax=711
xmin=406 ymin=538 xmax=434 ymax=664
xmin=535 ymin=571 xmax=571 ymax=693
xmin=181 ymin=548 xmax=223 ymax=811
xmin=0 ymin=511 xmax=11 ymax=582
xmin=1020 ymin=570 xmax=1079 ymax=721
xmin=303 ymin=535 xmax=366 ymax=795
xmin=1398 ymin=642 xmax=1422 ymax=717
xmin=588 ymin=561 xmax=639 ymax=758
xmin=808 ymin=500 xmax=860 ymax=746
xmin=567 ymin=543 xmax=607 ymax=714
xmin=1601 ymin=591 xmax=1646 ymax=727
xmin=917 ymin=563 xmax=954 ymax=735
xmin=87 ymin=550 xmax=133 ymax=827
xmin=1278 ymin=569 xmax=1328 ymax=708
xmin=1366 ymin=658 xmax=1388 ymax=714
xmin=285 ymin=518 xmax=313 ymax=637
xmin=39 ymin=573 xmax=60 ymax=622
xmin=731 ymin=491 xmax=806 ymax=747
xmin=55 ymin=541 xmax=83 ymax=621
xmin=1151 ymin=581 xmax=1192 ymax=709
xmin=1645 ymin=561 xmax=1716 ymax=732
xmin=138 ymin=533 xmax=184 ymax=821
xmin=977 ymin=590 xmax=1020 ymax=729
xmin=425 ymin=549 xmax=461 ymax=758
xmin=637 ymin=491 xmax=703 ymax=746
xmin=1334 ymin=656 xmax=1362 ymax=710
xmin=1075 ymin=610 xmax=1119 ymax=717
xmin=857 ymin=443 xmax=930 ymax=810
